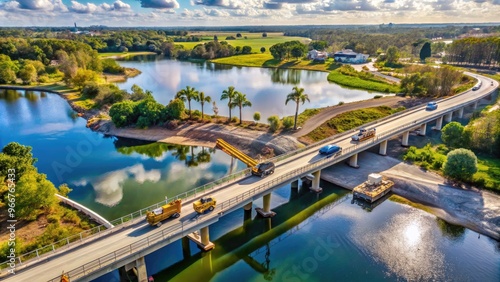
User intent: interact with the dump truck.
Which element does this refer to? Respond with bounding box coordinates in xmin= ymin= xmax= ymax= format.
xmin=352 ymin=128 xmax=376 ymax=141
xmin=146 ymin=199 xmax=182 ymax=227
xmin=193 ymin=196 xmax=216 ymax=214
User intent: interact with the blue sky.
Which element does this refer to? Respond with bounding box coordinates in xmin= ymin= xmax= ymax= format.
xmin=0 ymin=0 xmax=499 ymax=27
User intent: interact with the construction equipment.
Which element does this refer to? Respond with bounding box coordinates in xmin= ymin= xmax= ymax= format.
xmin=60 ymin=272 xmax=70 ymax=282
xmin=146 ymin=199 xmax=182 ymax=227
xmin=351 ymin=128 xmax=376 ymax=142
xmin=193 ymin=196 xmax=216 ymax=214
xmin=215 ymin=138 xmax=275 ymax=177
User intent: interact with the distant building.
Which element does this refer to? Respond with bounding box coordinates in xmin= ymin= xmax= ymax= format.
xmin=332 ymin=49 xmax=369 ymax=64
xmin=307 ymin=49 xmax=328 ymax=61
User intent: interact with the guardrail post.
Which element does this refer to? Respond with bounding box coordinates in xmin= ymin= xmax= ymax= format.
xmin=36 ymin=249 xmax=39 ymax=260
xmin=52 ymin=244 xmax=55 ymax=252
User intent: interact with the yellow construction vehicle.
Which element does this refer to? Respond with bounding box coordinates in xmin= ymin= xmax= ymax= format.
xmin=60 ymin=272 xmax=70 ymax=282
xmin=193 ymin=196 xmax=216 ymax=214
xmin=146 ymin=199 xmax=182 ymax=227
xmin=215 ymin=138 xmax=275 ymax=177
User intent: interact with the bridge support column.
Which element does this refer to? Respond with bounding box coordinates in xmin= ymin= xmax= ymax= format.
xmin=256 ymin=193 xmax=276 ymax=217
xmin=401 ymin=131 xmax=410 ymax=147
xmin=379 ymin=140 xmax=387 ymax=156
xmin=434 ymin=116 xmax=443 ymax=131
xmin=132 ymin=257 xmax=148 ymax=282
xmin=348 ymin=153 xmax=359 ymax=168
xmin=473 ymin=101 xmax=478 ymax=110
xmin=458 ymin=108 xmax=464 ymax=119
xmin=291 ymin=179 xmax=299 ymax=190
xmin=187 ymin=226 xmax=215 ymax=251
xmin=419 ymin=123 xmax=427 ymax=136
xmin=444 ymin=112 xmax=453 ymax=122
xmin=310 ymin=170 xmax=323 ymax=193
xmin=182 ymin=237 xmax=191 ymax=260
xmin=244 ymin=202 xmax=253 ymax=211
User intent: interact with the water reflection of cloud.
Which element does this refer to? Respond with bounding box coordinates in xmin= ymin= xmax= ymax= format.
xmin=76 ymin=164 xmax=161 ymax=207
xmin=353 ymin=210 xmax=445 ymax=281
xmin=21 ymin=122 xmax=74 ymax=135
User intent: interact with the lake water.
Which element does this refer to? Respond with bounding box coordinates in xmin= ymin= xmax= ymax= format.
xmin=1 ymin=86 xmax=498 ymax=281
xmin=116 ymin=56 xmax=391 ymax=121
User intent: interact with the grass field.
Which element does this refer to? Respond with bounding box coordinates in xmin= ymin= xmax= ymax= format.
xmin=327 ymin=70 xmax=402 ymax=93
xmin=212 ymin=54 xmax=341 ymax=72
xmin=174 ymin=32 xmax=310 ymax=53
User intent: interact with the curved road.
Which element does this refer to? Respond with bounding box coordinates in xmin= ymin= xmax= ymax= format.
xmin=2 ymin=74 xmax=497 ymax=282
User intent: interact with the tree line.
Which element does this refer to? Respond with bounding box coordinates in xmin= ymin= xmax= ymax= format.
xmin=446 ymin=37 xmax=500 ymax=68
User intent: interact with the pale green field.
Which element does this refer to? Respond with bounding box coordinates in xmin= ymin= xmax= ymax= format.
xmin=174 ymin=32 xmax=310 ymax=53
xmin=98 ymin=51 xmax=156 ymax=58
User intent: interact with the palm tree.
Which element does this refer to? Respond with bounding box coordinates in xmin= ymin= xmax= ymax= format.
xmin=221 ymin=86 xmax=238 ymax=122
xmin=285 ymin=86 xmax=310 ymax=130
xmin=230 ymin=92 xmax=252 ymax=125
xmin=197 ymin=92 xmax=212 ymax=122
xmin=176 ymin=86 xmax=199 ymax=119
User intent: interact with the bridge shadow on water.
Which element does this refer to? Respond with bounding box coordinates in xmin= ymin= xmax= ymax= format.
xmin=151 ymin=181 xmax=350 ymax=282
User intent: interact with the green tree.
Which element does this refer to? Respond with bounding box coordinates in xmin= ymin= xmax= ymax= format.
xmin=420 ymin=42 xmax=432 ymax=63
xmin=176 ymin=86 xmax=199 ymax=119
xmin=267 ymin=115 xmax=281 ymax=133
xmin=282 ymin=117 xmax=294 ymax=129
xmin=196 ymin=91 xmax=212 ymax=122
xmin=260 ymin=47 xmax=266 ymax=53
xmin=0 ymin=54 xmax=17 ymax=83
xmin=309 ymin=40 xmax=328 ymax=51
xmin=441 ymin=122 xmax=465 ymax=148
xmin=253 ymin=112 xmax=261 ymax=124
xmin=242 ymin=46 xmax=252 ymax=54
xmin=58 ymin=184 xmax=72 ymax=197
xmin=130 ymin=84 xmax=152 ymax=101
xmin=230 ymin=92 xmax=252 ymax=125
xmin=291 ymin=45 xmax=306 ymax=59
xmin=0 ymin=142 xmax=37 ymax=181
xmin=165 ymin=98 xmax=185 ymax=120
xmin=72 ymin=69 xmax=99 ymax=90
xmin=262 ymin=32 xmax=267 ymax=38
xmin=18 ymin=64 xmax=37 ymax=84
xmin=14 ymin=169 xmax=57 ymax=220
xmin=221 ymin=86 xmax=238 ymax=122
xmin=135 ymin=99 xmax=165 ymax=128
xmin=109 ymin=100 xmax=138 ymax=127
xmin=285 ymin=86 xmax=310 ymax=130
xmin=386 ymin=46 xmax=400 ymax=65
xmin=443 ymin=148 xmax=478 ymax=181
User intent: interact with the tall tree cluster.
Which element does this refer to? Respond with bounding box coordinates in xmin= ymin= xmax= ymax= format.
xmin=446 ymin=37 xmax=500 ymax=67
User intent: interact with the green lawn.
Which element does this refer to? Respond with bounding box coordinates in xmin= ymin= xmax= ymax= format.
xmin=327 ymin=70 xmax=402 ymax=93
xmin=174 ymin=32 xmax=310 ymax=53
xmin=212 ymin=54 xmax=341 ymax=72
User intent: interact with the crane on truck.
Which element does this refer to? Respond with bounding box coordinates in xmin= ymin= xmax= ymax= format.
xmin=352 ymin=128 xmax=376 ymax=142
xmin=146 ymin=199 xmax=182 ymax=227
xmin=215 ymin=139 xmax=275 ymax=177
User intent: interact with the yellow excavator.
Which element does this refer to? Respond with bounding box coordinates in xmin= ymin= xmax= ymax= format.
xmin=215 ymin=139 xmax=275 ymax=177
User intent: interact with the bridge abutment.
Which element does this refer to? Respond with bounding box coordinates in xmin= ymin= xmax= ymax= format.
xmin=256 ymin=193 xmax=276 ymax=217
xmin=379 ymin=140 xmax=387 ymax=156
xmin=310 ymin=170 xmax=323 ymax=193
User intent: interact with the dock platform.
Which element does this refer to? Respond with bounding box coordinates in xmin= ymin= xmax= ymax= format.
xmin=353 ymin=179 xmax=394 ymax=203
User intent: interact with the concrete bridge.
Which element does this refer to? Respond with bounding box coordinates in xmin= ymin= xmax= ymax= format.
xmin=1 ymin=73 xmax=497 ymax=282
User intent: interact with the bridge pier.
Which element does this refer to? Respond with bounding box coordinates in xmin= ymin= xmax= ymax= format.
xmin=182 ymin=237 xmax=191 ymax=260
xmin=187 ymin=226 xmax=215 ymax=251
xmin=244 ymin=202 xmax=253 ymax=211
xmin=473 ymin=101 xmax=478 ymax=110
xmin=419 ymin=123 xmax=427 ymax=136
xmin=379 ymin=140 xmax=387 ymax=156
xmin=444 ymin=112 xmax=453 ymax=123
xmin=132 ymin=257 xmax=148 ymax=282
xmin=348 ymin=153 xmax=359 ymax=168
xmin=256 ymin=193 xmax=276 ymax=217
xmin=458 ymin=107 xmax=464 ymax=119
xmin=310 ymin=170 xmax=323 ymax=193
xmin=434 ymin=116 xmax=443 ymax=131
xmin=401 ymin=131 xmax=410 ymax=147
xmin=291 ymin=179 xmax=299 ymax=190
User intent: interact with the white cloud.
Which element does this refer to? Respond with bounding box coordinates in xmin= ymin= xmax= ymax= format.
xmin=139 ymin=0 xmax=180 ymax=9
xmin=70 ymin=0 xmax=131 ymax=13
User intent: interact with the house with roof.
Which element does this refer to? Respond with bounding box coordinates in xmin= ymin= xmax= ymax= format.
xmin=307 ymin=49 xmax=329 ymax=61
xmin=332 ymin=49 xmax=369 ymax=64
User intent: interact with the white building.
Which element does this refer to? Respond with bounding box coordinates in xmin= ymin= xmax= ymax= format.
xmin=307 ymin=49 xmax=328 ymax=61
xmin=333 ymin=49 xmax=369 ymax=64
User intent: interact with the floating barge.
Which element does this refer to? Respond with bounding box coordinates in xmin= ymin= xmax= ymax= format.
xmin=353 ymin=173 xmax=393 ymax=203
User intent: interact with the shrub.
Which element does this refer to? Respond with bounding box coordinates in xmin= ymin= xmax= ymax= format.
xmin=47 ymin=214 xmax=60 ymax=223
xmin=374 ymin=95 xmax=383 ymax=99
xmin=282 ymin=117 xmax=294 ymax=129
xmin=338 ymin=101 xmax=344 ymax=106
xmin=443 ymin=148 xmax=478 ymax=181
xmin=231 ymin=116 xmax=239 ymax=123
xmin=253 ymin=112 xmax=261 ymax=123
xmin=81 ymin=82 xmax=100 ymax=98
xmin=63 ymin=210 xmax=81 ymax=225
xmin=267 ymin=115 xmax=281 ymax=132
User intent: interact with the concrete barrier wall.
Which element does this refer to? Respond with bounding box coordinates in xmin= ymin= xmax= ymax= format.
xmin=56 ymin=194 xmax=114 ymax=229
